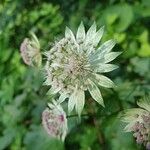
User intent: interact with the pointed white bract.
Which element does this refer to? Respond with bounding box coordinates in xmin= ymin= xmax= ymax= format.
xmin=76 ymin=22 xmax=85 ymax=43
xmin=44 ymin=22 xmax=121 ymax=116
xmin=68 ymin=90 xmax=77 ymax=114
xmin=87 ymin=79 xmax=104 ymax=107
xmin=75 ymin=89 xmax=85 ymax=117
xmin=122 ymin=96 xmax=150 ymax=149
xmin=42 ymin=100 xmax=68 ymax=141
xmin=20 ymin=32 xmax=42 ymax=67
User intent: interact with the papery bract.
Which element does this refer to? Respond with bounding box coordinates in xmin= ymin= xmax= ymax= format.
xmin=122 ymin=96 xmax=150 ymax=149
xmin=44 ymin=22 xmax=121 ymax=116
xmin=20 ymin=32 xmax=42 ymax=67
xmin=42 ymin=100 xmax=68 ymax=141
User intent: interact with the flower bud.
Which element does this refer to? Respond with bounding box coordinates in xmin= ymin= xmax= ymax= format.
xmin=122 ymin=96 xmax=150 ymax=149
xmin=20 ymin=32 xmax=42 ymax=67
xmin=44 ymin=22 xmax=121 ymax=116
xmin=42 ymin=100 xmax=68 ymax=141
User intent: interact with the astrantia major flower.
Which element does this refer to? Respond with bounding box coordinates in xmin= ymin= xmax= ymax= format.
xmin=20 ymin=32 xmax=42 ymax=67
xmin=42 ymin=100 xmax=68 ymax=141
xmin=44 ymin=22 xmax=121 ymax=116
xmin=122 ymin=96 xmax=150 ymax=149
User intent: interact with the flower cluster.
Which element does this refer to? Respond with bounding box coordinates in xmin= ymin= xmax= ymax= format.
xmin=20 ymin=32 xmax=42 ymax=67
xmin=42 ymin=100 xmax=68 ymax=141
xmin=122 ymin=97 xmax=150 ymax=149
xmin=44 ymin=22 xmax=121 ymax=116
xmin=20 ymin=22 xmax=121 ymax=141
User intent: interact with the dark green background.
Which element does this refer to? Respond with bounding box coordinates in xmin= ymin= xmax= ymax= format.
xmin=0 ymin=0 xmax=150 ymax=149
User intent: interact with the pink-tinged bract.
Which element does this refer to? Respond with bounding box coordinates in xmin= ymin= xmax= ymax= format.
xmin=20 ymin=33 xmax=41 ymax=67
xmin=42 ymin=101 xmax=68 ymax=141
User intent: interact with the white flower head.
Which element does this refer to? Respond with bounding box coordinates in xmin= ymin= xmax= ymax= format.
xmin=122 ymin=96 xmax=150 ymax=149
xmin=44 ymin=22 xmax=121 ymax=116
xmin=20 ymin=32 xmax=42 ymax=67
xmin=42 ymin=100 xmax=68 ymax=141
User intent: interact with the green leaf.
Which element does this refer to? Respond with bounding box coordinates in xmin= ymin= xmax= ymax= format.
xmin=87 ymin=79 xmax=104 ymax=107
xmin=106 ymin=14 xmax=118 ymax=25
xmin=103 ymin=4 xmax=133 ymax=32
xmin=24 ymin=126 xmax=64 ymax=150
xmin=138 ymin=43 xmax=150 ymax=57
xmin=138 ymin=30 xmax=150 ymax=57
xmin=115 ymin=4 xmax=133 ymax=32
xmin=102 ymin=116 xmax=139 ymax=150
xmin=130 ymin=57 xmax=150 ymax=78
xmin=0 ymin=128 xmax=16 ymax=150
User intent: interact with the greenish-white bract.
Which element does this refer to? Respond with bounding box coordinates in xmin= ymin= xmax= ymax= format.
xmin=44 ymin=22 xmax=121 ymax=117
xmin=122 ymin=96 xmax=150 ymax=150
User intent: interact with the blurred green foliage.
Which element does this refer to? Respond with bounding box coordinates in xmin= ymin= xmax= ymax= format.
xmin=0 ymin=0 xmax=150 ymax=150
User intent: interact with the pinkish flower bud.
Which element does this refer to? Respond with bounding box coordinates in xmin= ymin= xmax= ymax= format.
xmin=20 ymin=33 xmax=42 ymax=67
xmin=122 ymin=96 xmax=150 ymax=149
xmin=42 ymin=100 xmax=68 ymax=141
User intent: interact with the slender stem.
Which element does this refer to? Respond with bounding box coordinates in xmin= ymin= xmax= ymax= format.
xmin=93 ymin=117 xmax=104 ymax=146
xmin=67 ymin=110 xmax=120 ymax=119
xmin=67 ymin=113 xmax=94 ymax=118
xmin=87 ymin=98 xmax=105 ymax=148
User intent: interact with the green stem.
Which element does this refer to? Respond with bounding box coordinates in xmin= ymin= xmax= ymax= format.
xmin=67 ymin=113 xmax=94 ymax=118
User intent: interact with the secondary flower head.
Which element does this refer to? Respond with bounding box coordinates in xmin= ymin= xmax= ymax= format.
xmin=44 ymin=22 xmax=121 ymax=116
xmin=122 ymin=96 xmax=150 ymax=149
xmin=42 ymin=100 xmax=68 ymax=141
xmin=20 ymin=32 xmax=42 ymax=67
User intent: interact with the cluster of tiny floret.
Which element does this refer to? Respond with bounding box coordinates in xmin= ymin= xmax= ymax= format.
xmin=45 ymin=37 xmax=91 ymax=95
xmin=131 ymin=113 xmax=150 ymax=149
xmin=20 ymin=22 xmax=121 ymax=141
xmin=42 ymin=103 xmax=67 ymax=141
